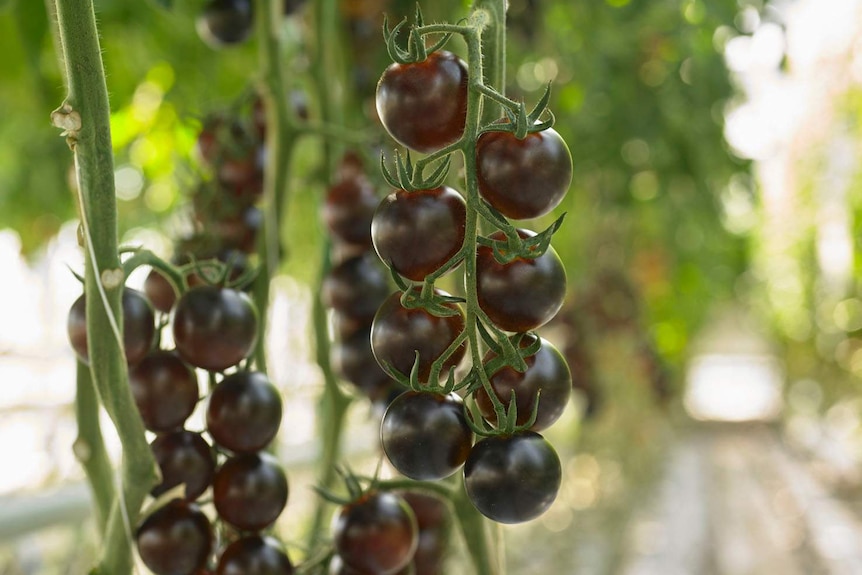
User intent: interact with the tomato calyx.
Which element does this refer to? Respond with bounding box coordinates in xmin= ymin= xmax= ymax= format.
xmin=477 ymin=217 xmax=565 ymax=266
xmin=382 ymin=7 xmax=454 ymax=65
xmin=380 ymin=149 xmax=452 ymax=193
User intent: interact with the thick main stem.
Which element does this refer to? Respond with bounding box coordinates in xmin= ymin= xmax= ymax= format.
xmin=473 ymin=0 xmax=507 ymax=124
xmin=53 ymin=0 xmax=159 ymax=572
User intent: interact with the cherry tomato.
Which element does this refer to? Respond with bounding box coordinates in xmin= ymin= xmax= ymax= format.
xmin=136 ymin=499 xmax=212 ymax=575
xmin=372 ymin=186 xmax=466 ymax=281
xmin=331 ymin=327 xmax=393 ymax=402
xmin=322 ymin=253 xmax=390 ymax=323
xmin=381 ymin=391 xmax=472 ymax=480
xmin=463 ymin=431 xmax=561 ymax=524
xmin=332 ymin=491 xmax=418 ymax=575
xmin=173 ymin=285 xmax=258 ymax=372
xmin=213 ymin=452 xmax=288 ymax=531
xmin=207 ymin=370 xmax=282 ymax=453
xmin=216 ymin=535 xmax=295 ymax=575
xmin=400 ymin=491 xmax=450 ymax=575
xmin=150 ymin=430 xmax=216 ymax=500
xmin=474 ymin=335 xmax=571 ymax=431
xmin=197 ymin=0 xmax=254 ymax=48
xmin=476 ymin=126 xmax=572 ymax=219
xmin=328 ymin=555 xmax=411 ymax=574
xmin=67 ymin=288 xmax=155 ymax=366
xmin=129 ymin=350 xmax=199 ymax=433
xmin=376 ymin=51 xmax=469 ymax=153
xmin=371 ymin=289 xmax=466 ymax=382
xmin=476 ymin=229 xmax=566 ymax=332
xmin=211 ymin=205 xmax=263 ymax=254
xmin=322 ymin=174 xmax=379 ymax=247
xmin=144 ymin=269 xmax=177 ymax=314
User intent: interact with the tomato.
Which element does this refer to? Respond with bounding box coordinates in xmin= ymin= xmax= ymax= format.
xmin=216 ymin=535 xmax=295 ymax=575
xmin=322 ymin=253 xmax=390 ymax=323
xmin=476 ymin=126 xmax=572 ymax=219
xmin=381 ymin=391 xmax=472 ymax=480
xmin=144 ymin=269 xmax=177 ymax=314
xmin=207 ymin=371 xmax=283 ymax=453
xmin=211 ymin=205 xmax=263 ymax=254
xmin=67 ymin=288 xmax=155 ymax=366
xmin=197 ymin=0 xmax=254 ymax=48
xmin=217 ymin=146 xmax=265 ymax=203
xmin=463 ymin=431 xmax=561 ymax=524
xmin=400 ymin=491 xmax=450 ymax=575
xmin=136 ymin=499 xmax=212 ymax=575
xmin=129 ymin=350 xmax=199 ymax=432
xmin=376 ymin=51 xmax=469 ymax=153
xmin=150 ymin=430 xmax=216 ymax=500
xmin=474 ymin=335 xmax=571 ymax=431
xmin=173 ymin=285 xmax=258 ymax=372
xmin=371 ymin=289 xmax=466 ymax=382
xmin=331 ymin=327 xmax=394 ymax=402
xmin=371 ymin=186 xmax=466 ymax=281
xmin=328 ymin=555 xmax=410 ymax=574
xmin=323 ymin=175 xmax=379 ymax=248
xmin=332 ymin=491 xmax=418 ymax=575
xmin=213 ymin=452 xmax=288 ymax=531
xmin=476 ymin=229 xmax=566 ymax=332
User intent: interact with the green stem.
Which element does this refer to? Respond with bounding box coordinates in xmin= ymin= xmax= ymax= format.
xmin=473 ymin=0 xmax=507 ymax=124
xmin=452 ymin=478 xmax=502 ymax=575
xmin=53 ymin=1 xmax=159 ymax=572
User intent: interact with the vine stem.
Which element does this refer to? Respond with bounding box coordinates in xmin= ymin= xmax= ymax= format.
xmin=52 ymin=0 xmax=159 ymax=572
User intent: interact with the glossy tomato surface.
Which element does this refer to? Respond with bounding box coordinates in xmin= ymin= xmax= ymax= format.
xmin=130 ymin=350 xmax=199 ymax=432
xmin=150 ymin=430 xmax=216 ymax=500
xmin=376 ymin=51 xmax=469 ymax=153
xmin=216 ymin=535 xmax=295 ymax=575
xmin=323 ymin=175 xmax=379 ymax=247
xmin=381 ymin=391 xmax=472 ymax=480
xmin=476 ymin=229 xmax=566 ymax=333
xmin=136 ymin=499 xmax=212 ymax=575
xmin=463 ymin=431 xmax=561 ymax=524
xmin=322 ymin=253 xmax=390 ymax=322
xmin=213 ymin=452 xmax=288 ymax=531
xmin=372 ymin=186 xmax=466 ymax=281
xmin=476 ymin=126 xmax=572 ymax=219
xmin=144 ymin=269 xmax=177 ymax=313
xmin=207 ymin=370 xmax=283 ymax=453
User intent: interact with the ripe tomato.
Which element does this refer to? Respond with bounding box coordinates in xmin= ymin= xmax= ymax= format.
xmin=371 ymin=186 xmax=466 ymax=281
xmin=216 ymin=535 xmax=295 ymax=575
xmin=376 ymin=51 xmax=469 ymax=153
xmin=463 ymin=431 xmax=561 ymax=524
xmin=129 ymin=350 xmax=199 ymax=433
xmin=476 ymin=126 xmax=572 ymax=219
xmin=381 ymin=391 xmax=472 ymax=480
xmin=213 ymin=452 xmax=288 ymax=531
xmin=322 ymin=253 xmax=390 ymax=322
xmin=173 ymin=285 xmax=258 ymax=372
xmin=370 ymin=289 xmax=466 ymax=382
xmin=144 ymin=269 xmax=177 ymax=314
xmin=476 ymin=229 xmax=566 ymax=332
xmin=136 ymin=499 xmax=212 ymax=575
xmin=67 ymin=288 xmax=155 ymax=366
xmin=323 ymin=174 xmax=379 ymax=248
xmin=400 ymin=491 xmax=450 ymax=575
xmin=197 ymin=0 xmax=254 ymax=48
xmin=332 ymin=491 xmax=418 ymax=575
xmin=207 ymin=370 xmax=283 ymax=453
xmin=331 ymin=327 xmax=394 ymax=403
xmin=150 ymin=430 xmax=216 ymax=500
xmin=474 ymin=335 xmax=571 ymax=431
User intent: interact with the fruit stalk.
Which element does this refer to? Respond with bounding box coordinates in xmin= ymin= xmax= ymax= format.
xmin=52 ymin=0 xmax=159 ymax=572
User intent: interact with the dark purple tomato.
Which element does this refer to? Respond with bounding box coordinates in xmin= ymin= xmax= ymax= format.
xmin=212 ymin=205 xmax=263 ymax=254
xmin=332 ymin=491 xmax=418 ymax=575
xmin=67 ymin=288 xmax=155 ymax=366
xmin=207 ymin=371 xmax=282 ymax=453
xmin=370 ymin=289 xmax=466 ymax=382
xmin=172 ymin=285 xmax=258 ymax=372
xmin=150 ymin=430 xmax=216 ymax=500
xmin=322 ymin=253 xmax=390 ymax=322
xmin=376 ymin=51 xmax=469 ymax=153
xmin=381 ymin=392 xmax=472 ymax=480
xmin=476 ymin=126 xmax=572 ymax=219
xmin=216 ymin=535 xmax=295 ymax=575
xmin=371 ymin=186 xmax=466 ymax=281
xmin=213 ymin=452 xmax=288 ymax=531
xmin=145 ymin=269 xmax=177 ymax=314
xmin=400 ymin=492 xmax=450 ymax=575
xmin=129 ymin=350 xmax=199 ymax=432
xmin=136 ymin=499 xmax=212 ymax=575
xmin=197 ymin=0 xmax=254 ymax=48
xmin=463 ymin=432 xmax=561 ymax=524
xmin=474 ymin=335 xmax=571 ymax=431
xmin=322 ymin=175 xmax=379 ymax=247
xmin=217 ymin=147 xmax=265 ymax=203
xmin=331 ymin=327 xmax=394 ymax=402
xmin=476 ymin=229 xmax=566 ymax=332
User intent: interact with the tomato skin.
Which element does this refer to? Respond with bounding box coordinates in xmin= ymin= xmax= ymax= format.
xmin=476 ymin=229 xmax=566 ymax=332
xmin=322 ymin=253 xmax=390 ymax=323
xmin=172 ymin=285 xmax=258 ymax=372
xmin=376 ymin=51 xmax=469 ymax=153
xmin=476 ymin=126 xmax=572 ymax=220
xmin=381 ymin=391 xmax=473 ymax=480
xmin=331 ymin=327 xmax=393 ymax=402
xmin=370 ymin=290 xmax=466 ymax=382
xmin=150 ymin=430 xmax=216 ymax=500
xmin=197 ymin=0 xmax=254 ymax=48
xmin=145 ymin=269 xmax=177 ymax=313
xmin=400 ymin=491 xmax=450 ymax=575
xmin=67 ymin=288 xmax=155 ymax=366
xmin=474 ymin=336 xmax=571 ymax=431
xmin=323 ymin=175 xmax=379 ymax=247
xmin=463 ymin=431 xmax=561 ymax=524
xmin=129 ymin=350 xmax=199 ymax=432
xmin=371 ymin=186 xmax=466 ymax=281
xmin=207 ymin=371 xmax=282 ymax=453
xmin=216 ymin=535 xmax=295 ymax=575
xmin=136 ymin=499 xmax=212 ymax=575
xmin=332 ymin=491 xmax=418 ymax=575
xmin=213 ymin=452 xmax=288 ymax=531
